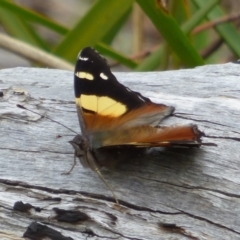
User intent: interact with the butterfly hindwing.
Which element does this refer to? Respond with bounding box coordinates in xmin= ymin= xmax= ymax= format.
xmin=100 ymin=124 xmax=203 ymax=147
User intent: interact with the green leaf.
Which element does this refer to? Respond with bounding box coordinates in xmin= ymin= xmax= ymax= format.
xmin=0 ymin=0 xmax=68 ymax=35
xmin=169 ymin=0 xmax=190 ymax=25
xmin=101 ymin=8 xmax=132 ymax=45
xmin=135 ymin=46 xmax=164 ymax=71
xmin=182 ymin=0 xmax=220 ymax=34
xmin=136 ymin=0 xmax=218 ymax=71
xmin=96 ymin=43 xmax=138 ymax=69
xmin=194 ymin=0 xmax=240 ymax=57
xmin=136 ymin=0 xmax=204 ymax=69
xmin=0 ymin=5 xmax=49 ymax=49
xmin=54 ymin=0 xmax=135 ymax=62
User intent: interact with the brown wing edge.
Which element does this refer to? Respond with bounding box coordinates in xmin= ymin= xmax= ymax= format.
xmin=100 ymin=124 xmax=217 ymax=148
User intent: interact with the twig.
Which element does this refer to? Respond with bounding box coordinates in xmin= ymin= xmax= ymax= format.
xmin=200 ymin=38 xmax=223 ymax=59
xmin=119 ymin=12 xmax=240 ymax=65
xmin=192 ymin=12 xmax=240 ymax=34
xmin=0 ymin=32 xmax=74 ymax=70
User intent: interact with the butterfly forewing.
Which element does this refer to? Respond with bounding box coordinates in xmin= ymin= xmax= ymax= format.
xmin=74 ymin=47 xmax=174 ymax=137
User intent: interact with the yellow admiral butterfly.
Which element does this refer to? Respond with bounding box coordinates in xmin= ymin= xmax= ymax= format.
xmin=69 ymin=47 xmax=212 ymax=203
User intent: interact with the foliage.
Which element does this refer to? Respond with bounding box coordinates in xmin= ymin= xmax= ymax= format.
xmin=0 ymin=0 xmax=239 ymax=70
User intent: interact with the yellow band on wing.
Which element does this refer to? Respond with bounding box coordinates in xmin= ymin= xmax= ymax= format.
xmin=75 ymin=71 xmax=94 ymax=80
xmin=76 ymin=94 xmax=127 ymax=117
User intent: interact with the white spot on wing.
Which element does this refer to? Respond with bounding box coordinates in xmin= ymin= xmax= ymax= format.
xmin=100 ymin=72 xmax=108 ymax=80
xmin=138 ymin=95 xmax=145 ymax=102
xmin=75 ymin=71 xmax=94 ymax=80
xmin=79 ymin=56 xmax=89 ymax=61
xmin=126 ymin=87 xmax=131 ymax=92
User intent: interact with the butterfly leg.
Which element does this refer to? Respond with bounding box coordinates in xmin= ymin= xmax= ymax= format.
xmin=69 ymin=135 xmax=119 ymax=204
xmin=61 ymin=152 xmax=78 ymax=175
xmin=86 ymin=151 xmax=119 ymax=204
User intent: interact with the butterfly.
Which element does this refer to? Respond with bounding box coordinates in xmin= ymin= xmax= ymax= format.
xmin=69 ymin=47 xmax=211 ymax=203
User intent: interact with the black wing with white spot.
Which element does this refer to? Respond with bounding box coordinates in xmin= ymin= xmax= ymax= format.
xmin=74 ymin=47 xmax=149 ymax=113
xmin=74 ymin=47 xmax=174 ymax=138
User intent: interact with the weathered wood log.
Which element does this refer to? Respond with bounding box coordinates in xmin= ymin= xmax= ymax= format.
xmin=0 ymin=63 xmax=240 ymax=239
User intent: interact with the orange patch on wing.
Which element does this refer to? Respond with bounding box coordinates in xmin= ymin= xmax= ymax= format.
xmin=82 ymin=103 xmax=174 ymax=131
xmin=101 ymin=125 xmax=202 ymax=147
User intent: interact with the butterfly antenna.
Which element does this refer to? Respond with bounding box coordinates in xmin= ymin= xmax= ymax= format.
xmin=17 ymin=104 xmax=78 ymax=135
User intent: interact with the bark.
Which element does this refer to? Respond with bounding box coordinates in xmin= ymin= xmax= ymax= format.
xmin=0 ymin=63 xmax=240 ymax=239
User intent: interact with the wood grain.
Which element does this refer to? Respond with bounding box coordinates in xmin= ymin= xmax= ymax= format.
xmin=0 ymin=63 xmax=240 ymax=239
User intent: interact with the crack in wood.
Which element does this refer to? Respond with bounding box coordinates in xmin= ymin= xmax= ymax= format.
xmin=174 ymin=114 xmax=231 ymax=127
xmin=159 ymin=223 xmax=200 ymax=240
xmin=136 ymin=177 xmax=240 ymax=198
xmin=0 ymin=178 xmax=181 ymax=216
xmin=0 ymin=147 xmax=40 ymax=153
xmin=0 ymin=179 xmax=123 ymax=205
xmin=177 ymin=209 xmax=240 ymax=235
xmin=206 ymin=135 xmax=240 ymax=142
xmin=0 ymin=147 xmax=73 ymax=155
